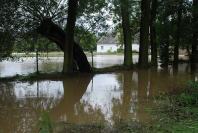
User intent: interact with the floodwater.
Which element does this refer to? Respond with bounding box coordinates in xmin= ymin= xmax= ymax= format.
xmin=0 ymin=55 xmax=197 ymax=133
xmin=0 ymin=55 xmax=140 ymax=77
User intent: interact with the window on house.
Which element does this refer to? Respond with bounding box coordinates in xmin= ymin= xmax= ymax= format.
xmin=101 ymin=46 xmax=104 ymax=50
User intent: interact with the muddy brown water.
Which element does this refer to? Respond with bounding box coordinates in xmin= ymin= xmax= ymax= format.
xmin=0 ymin=55 xmax=197 ymax=133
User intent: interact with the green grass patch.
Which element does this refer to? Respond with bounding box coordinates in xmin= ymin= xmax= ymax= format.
xmin=147 ymin=81 xmax=198 ymax=133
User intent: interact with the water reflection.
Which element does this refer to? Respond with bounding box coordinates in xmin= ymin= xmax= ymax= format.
xmin=50 ymin=74 xmax=96 ymax=123
xmin=0 ymin=82 xmax=37 ymax=133
xmin=0 ymin=69 xmax=195 ymax=132
xmin=0 ymin=81 xmax=63 ymax=133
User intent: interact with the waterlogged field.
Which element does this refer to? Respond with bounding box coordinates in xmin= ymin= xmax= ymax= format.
xmin=0 ymin=55 xmax=197 ymax=132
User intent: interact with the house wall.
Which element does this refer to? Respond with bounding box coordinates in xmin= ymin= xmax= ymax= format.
xmin=97 ymin=44 xmax=118 ymax=53
xmin=132 ymin=44 xmax=139 ymax=52
xmin=97 ymin=43 xmax=140 ymax=53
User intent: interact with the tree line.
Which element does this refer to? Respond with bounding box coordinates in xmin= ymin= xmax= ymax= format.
xmin=0 ymin=0 xmax=197 ymax=73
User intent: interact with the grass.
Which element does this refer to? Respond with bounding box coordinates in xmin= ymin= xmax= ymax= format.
xmin=38 ymin=112 xmax=53 ymax=133
xmin=11 ymin=52 xmax=139 ymax=58
xmin=12 ymin=52 xmax=64 ymax=57
xmin=145 ymin=80 xmax=198 ymax=133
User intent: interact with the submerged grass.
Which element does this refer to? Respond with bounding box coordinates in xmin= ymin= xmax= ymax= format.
xmin=38 ymin=112 xmax=54 ymax=133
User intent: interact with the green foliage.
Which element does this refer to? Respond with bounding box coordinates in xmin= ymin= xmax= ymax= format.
xmin=187 ymin=80 xmax=198 ymax=89
xmin=38 ymin=112 xmax=53 ymax=133
xmin=75 ymin=27 xmax=97 ymax=52
xmin=14 ymin=36 xmax=59 ymax=53
xmin=0 ymin=0 xmax=19 ymax=31
xmin=112 ymin=0 xmax=140 ymax=45
xmin=169 ymin=81 xmax=198 ymax=106
xmin=156 ymin=0 xmax=194 ymax=65
xmin=0 ymin=31 xmax=14 ymax=60
xmin=117 ymin=48 xmax=124 ymax=53
xmin=0 ymin=0 xmax=19 ymax=60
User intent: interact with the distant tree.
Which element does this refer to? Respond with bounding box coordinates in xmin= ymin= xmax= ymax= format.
xmin=0 ymin=32 xmax=14 ymax=60
xmin=14 ymin=36 xmax=59 ymax=53
xmin=75 ymin=27 xmax=97 ymax=52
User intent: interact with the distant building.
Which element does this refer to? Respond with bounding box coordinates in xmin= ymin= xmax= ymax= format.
xmin=97 ymin=34 xmax=139 ymax=53
xmin=97 ymin=34 xmax=118 ymax=53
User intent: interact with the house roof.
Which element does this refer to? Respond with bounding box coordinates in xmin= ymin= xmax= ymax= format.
xmin=98 ymin=34 xmax=118 ymax=44
xmin=97 ymin=33 xmax=140 ymax=45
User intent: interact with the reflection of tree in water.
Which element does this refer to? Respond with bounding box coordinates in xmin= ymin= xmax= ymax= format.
xmin=137 ymin=69 xmax=152 ymax=122
xmin=0 ymin=81 xmax=64 ymax=133
xmin=111 ymin=70 xmax=159 ymax=125
xmin=111 ymin=71 xmax=139 ymax=125
xmin=0 ymin=82 xmax=37 ymax=133
xmin=50 ymin=74 xmax=107 ymax=124
xmin=24 ymin=81 xmax=62 ymax=111
xmin=0 ymin=68 xmax=194 ymax=132
xmin=71 ymin=101 xmax=106 ymax=123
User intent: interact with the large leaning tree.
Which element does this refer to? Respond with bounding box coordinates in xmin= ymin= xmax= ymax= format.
xmin=15 ymin=0 xmax=108 ymax=73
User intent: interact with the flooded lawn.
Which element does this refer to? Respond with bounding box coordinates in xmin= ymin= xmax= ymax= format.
xmin=0 ymin=55 xmax=140 ymax=77
xmin=0 ymin=70 xmax=195 ymax=132
xmin=0 ymin=55 xmax=197 ymax=132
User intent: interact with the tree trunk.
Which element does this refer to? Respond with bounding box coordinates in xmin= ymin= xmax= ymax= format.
xmin=120 ymin=0 xmax=132 ymax=68
xmin=38 ymin=19 xmax=92 ymax=73
xmin=139 ymin=0 xmax=150 ymax=68
xmin=174 ymin=0 xmax=183 ymax=66
xmin=160 ymin=18 xmax=170 ymax=68
xmin=191 ymin=0 xmax=198 ymax=65
xmin=63 ymin=0 xmax=79 ymax=73
xmin=162 ymin=20 xmax=170 ymax=68
xmin=150 ymin=0 xmax=158 ymax=66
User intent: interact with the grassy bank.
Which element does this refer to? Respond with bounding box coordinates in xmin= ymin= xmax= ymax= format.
xmin=146 ymin=80 xmax=198 ymax=133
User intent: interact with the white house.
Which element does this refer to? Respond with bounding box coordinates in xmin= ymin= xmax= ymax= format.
xmin=97 ymin=34 xmax=118 ymax=53
xmin=97 ymin=34 xmax=139 ymax=53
